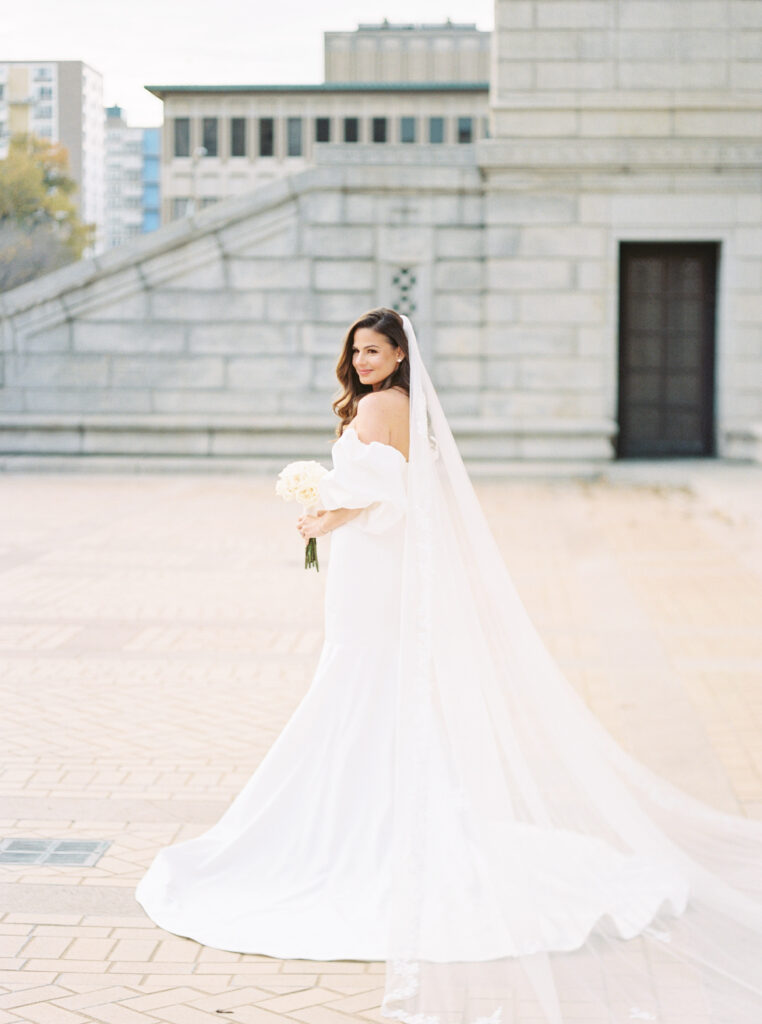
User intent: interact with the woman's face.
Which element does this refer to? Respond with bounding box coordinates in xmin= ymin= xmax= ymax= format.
xmin=352 ymin=327 xmax=403 ymax=390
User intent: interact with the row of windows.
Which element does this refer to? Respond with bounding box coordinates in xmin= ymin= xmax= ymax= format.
xmin=107 ymin=195 xmax=142 ymax=208
xmin=173 ymin=114 xmax=478 ymax=159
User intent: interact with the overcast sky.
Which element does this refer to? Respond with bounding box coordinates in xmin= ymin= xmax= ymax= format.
xmin=3 ymin=0 xmax=494 ymax=126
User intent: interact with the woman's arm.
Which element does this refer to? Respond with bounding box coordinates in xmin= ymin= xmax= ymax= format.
xmin=298 ymin=396 xmax=398 ymax=541
xmin=297 ymin=506 xmax=363 ymax=540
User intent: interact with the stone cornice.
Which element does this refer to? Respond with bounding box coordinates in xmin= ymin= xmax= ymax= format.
xmin=0 ymin=413 xmax=615 ymax=437
xmin=476 ymin=137 xmax=762 ymax=170
xmin=314 ymin=143 xmax=478 ymax=166
xmin=490 ymin=89 xmax=762 ymax=111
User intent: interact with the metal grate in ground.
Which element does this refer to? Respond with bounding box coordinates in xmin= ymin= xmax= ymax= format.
xmin=0 ymin=838 xmax=111 ymax=865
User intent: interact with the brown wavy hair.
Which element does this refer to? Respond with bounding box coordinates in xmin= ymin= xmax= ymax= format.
xmin=332 ymin=307 xmax=410 ymax=436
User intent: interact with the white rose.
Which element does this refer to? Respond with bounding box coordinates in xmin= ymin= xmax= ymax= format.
xmin=295 ymin=483 xmax=320 ymax=508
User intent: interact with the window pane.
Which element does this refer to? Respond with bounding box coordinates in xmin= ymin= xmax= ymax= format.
xmin=400 ymin=116 xmax=415 ymax=143
xmin=231 ymin=117 xmax=246 ymax=157
xmin=457 ymin=116 xmax=473 ymax=143
xmin=172 ymin=197 xmax=190 ymax=218
xmin=202 ymin=118 xmax=218 ymax=156
xmin=372 ymin=117 xmax=387 ymax=143
xmin=429 ymin=116 xmax=444 ymax=144
xmin=287 ymin=117 xmax=302 ymax=156
xmin=315 ymin=117 xmax=330 ymax=143
xmin=344 ymin=117 xmax=359 ymax=142
xmin=259 ymin=117 xmax=274 ymax=157
xmin=174 ymin=117 xmax=190 ymax=157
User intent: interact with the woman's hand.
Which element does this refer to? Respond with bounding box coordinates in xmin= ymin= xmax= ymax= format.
xmin=297 ymin=510 xmax=327 ymax=540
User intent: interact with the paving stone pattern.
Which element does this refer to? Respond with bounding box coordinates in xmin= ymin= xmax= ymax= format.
xmin=1 ymin=466 xmax=761 ymax=1022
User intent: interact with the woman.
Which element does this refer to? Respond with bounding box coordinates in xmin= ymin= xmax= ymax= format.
xmin=136 ymin=309 xmax=762 ymax=1024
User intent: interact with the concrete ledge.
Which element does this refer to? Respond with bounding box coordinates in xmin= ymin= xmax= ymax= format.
xmin=0 ymin=453 xmax=613 ymax=478
xmin=0 ymin=413 xmax=618 ymax=465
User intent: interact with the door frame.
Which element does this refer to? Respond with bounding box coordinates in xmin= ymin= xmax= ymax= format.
xmin=616 ymin=240 xmax=719 ymax=459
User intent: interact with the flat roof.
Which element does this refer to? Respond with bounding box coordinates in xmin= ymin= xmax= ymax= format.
xmin=145 ymin=82 xmax=489 ymax=99
xmin=351 ymin=22 xmax=481 ymax=31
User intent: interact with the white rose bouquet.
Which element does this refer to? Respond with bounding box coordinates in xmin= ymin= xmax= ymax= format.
xmin=275 ymin=460 xmax=329 ymax=571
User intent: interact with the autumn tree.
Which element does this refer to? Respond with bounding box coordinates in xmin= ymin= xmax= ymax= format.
xmin=0 ymin=132 xmax=95 ymax=291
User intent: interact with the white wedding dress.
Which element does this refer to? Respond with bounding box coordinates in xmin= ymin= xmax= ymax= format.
xmin=136 ymin=314 xmax=762 ymax=1024
xmin=136 ymin=424 xmax=688 ymax=960
xmin=135 ymin=426 xmax=409 ymax=958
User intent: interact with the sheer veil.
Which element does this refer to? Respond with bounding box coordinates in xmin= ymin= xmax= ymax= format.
xmin=381 ymin=314 xmax=762 ymax=1024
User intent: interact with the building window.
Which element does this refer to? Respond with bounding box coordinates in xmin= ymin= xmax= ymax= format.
xmin=287 ymin=117 xmax=302 ymax=157
xmin=36 ymin=106 xmax=53 ymax=118
xmin=429 ymin=117 xmax=444 ymax=144
xmin=259 ymin=117 xmax=274 ymax=157
xmin=400 ymin=117 xmax=416 ymax=143
xmin=457 ymin=116 xmax=473 ymax=143
xmin=315 ymin=117 xmax=330 ymax=143
xmin=202 ymin=118 xmax=218 ymax=156
xmin=231 ymin=117 xmax=246 ymax=157
xmin=0 ymin=85 xmax=5 ymax=100
xmin=482 ymin=116 xmax=490 ymax=140
xmin=344 ymin=117 xmax=359 ymax=142
xmin=38 ymin=86 xmax=53 ymax=99
xmin=372 ymin=117 xmax=387 ymax=143
xmin=174 ymin=117 xmax=190 ymax=157
xmin=172 ymin=197 xmax=191 ymax=219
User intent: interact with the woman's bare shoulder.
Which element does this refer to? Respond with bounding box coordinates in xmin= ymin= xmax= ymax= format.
xmin=354 ymin=388 xmax=409 ymax=444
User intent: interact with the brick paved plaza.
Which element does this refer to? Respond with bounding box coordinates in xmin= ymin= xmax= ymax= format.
xmin=1 ymin=463 xmax=761 ymax=1023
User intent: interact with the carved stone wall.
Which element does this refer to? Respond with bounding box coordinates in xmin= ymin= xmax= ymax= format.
xmin=1 ymin=2 xmax=760 ymax=467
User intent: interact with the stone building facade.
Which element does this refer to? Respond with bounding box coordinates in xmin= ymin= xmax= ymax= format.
xmin=148 ymin=22 xmax=489 ymax=224
xmin=0 ymin=60 xmax=106 ymax=252
xmin=482 ymin=0 xmax=762 ymax=462
xmin=1 ymin=1 xmax=760 ymax=468
xmin=104 ymin=106 xmax=161 ymax=250
xmin=323 ymin=20 xmax=490 ymax=84
xmin=148 ymin=83 xmax=489 ymax=223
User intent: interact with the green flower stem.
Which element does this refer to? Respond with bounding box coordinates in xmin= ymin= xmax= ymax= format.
xmin=305 ymin=537 xmax=319 ymax=571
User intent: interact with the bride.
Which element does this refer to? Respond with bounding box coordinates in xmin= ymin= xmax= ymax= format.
xmin=136 ymin=308 xmax=762 ymax=1024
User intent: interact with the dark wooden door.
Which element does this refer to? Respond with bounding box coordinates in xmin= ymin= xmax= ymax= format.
xmin=617 ymin=242 xmax=717 ymax=458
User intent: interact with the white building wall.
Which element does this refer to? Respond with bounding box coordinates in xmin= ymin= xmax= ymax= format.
xmin=80 ymin=63 xmax=105 ymax=251
xmin=324 ymin=21 xmax=491 ymax=84
xmin=152 ymin=87 xmax=489 ymax=223
xmin=105 ymin=110 xmax=146 ymax=249
xmin=0 ymin=5 xmax=760 ymax=466
xmin=479 ymin=0 xmax=762 ymax=460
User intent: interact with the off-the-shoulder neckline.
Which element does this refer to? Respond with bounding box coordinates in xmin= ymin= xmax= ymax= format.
xmin=339 ymin=426 xmax=409 ymax=464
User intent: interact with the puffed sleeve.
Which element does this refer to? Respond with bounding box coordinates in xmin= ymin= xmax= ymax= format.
xmin=318 ymin=429 xmax=408 ymax=534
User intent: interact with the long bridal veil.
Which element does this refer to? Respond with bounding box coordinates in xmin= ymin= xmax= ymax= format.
xmin=382 ymin=314 xmax=762 ymax=1024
